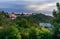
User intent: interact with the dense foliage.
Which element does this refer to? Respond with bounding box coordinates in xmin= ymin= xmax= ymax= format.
xmin=16 ymin=13 xmax=53 ymax=25
xmin=0 ymin=11 xmax=53 ymax=39
xmin=52 ymin=2 xmax=60 ymax=39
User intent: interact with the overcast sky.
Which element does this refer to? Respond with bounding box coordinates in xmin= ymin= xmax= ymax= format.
xmin=0 ymin=0 xmax=59 ymax=16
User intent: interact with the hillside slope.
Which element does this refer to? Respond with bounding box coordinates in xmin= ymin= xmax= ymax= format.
xmin=16 ymin=13 xmax=53 ymax=24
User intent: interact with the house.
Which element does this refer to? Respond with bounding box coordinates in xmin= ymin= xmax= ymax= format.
xmin=24 ymin=14 xmax=32 ymax=16
xmin=8 ymin=13 xmax=17 ymax=20
xmin=39 ymin=23 xmax=52 ymax=28
xmin=7 ymin=12 xmax=32 ymax=20
xmin=0 ymin=27 xmax=3 ymax=29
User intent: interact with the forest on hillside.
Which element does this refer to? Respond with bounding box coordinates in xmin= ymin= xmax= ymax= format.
xmin=0 ymin=2 xmax=60 ymax=39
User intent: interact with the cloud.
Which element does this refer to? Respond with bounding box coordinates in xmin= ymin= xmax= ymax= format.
xmin=0 ymin=0 xmax=59 ymax=16
xmin=26 ymin=2 xmax=56 ymax=11
xmin=0 ymin=0 xmax=17 ymax=1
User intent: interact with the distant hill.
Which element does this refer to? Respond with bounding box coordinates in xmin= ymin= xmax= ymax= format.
xmin=31 ymin=13 xmax=53 ymax=23
xmin=16 ymin=13 xmax=53 ymax=24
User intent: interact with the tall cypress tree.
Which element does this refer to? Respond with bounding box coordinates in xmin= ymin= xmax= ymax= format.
xmin=52 ymin=2 xmax=60 ymax=39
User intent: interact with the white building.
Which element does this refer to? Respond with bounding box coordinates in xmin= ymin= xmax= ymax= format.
xmin=39 ymin=23 xmax=52 ymax=28
xmin=8 ymin=13 xmax=17 ymax=20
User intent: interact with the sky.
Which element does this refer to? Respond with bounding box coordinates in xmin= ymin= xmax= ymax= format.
xmin=0 ymin=0 xmax=59 ymax=16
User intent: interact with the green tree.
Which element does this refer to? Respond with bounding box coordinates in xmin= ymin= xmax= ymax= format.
xmin=29 ymin=27 xmax=40 ymax=39
xmin=38 ymin=27 xmax=53 ymax=39
xmin=0 ymin=26 xmax=21 ymax=39
xmin=15 ymin=18 xmax=30 ymax=28
xmin=29 ymin=27 xmax=53 ymax=39
xmin=20 ymin=28 xmax=30 ymax=39
xmin=52 ymin=2 xmax=60 ymax=39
